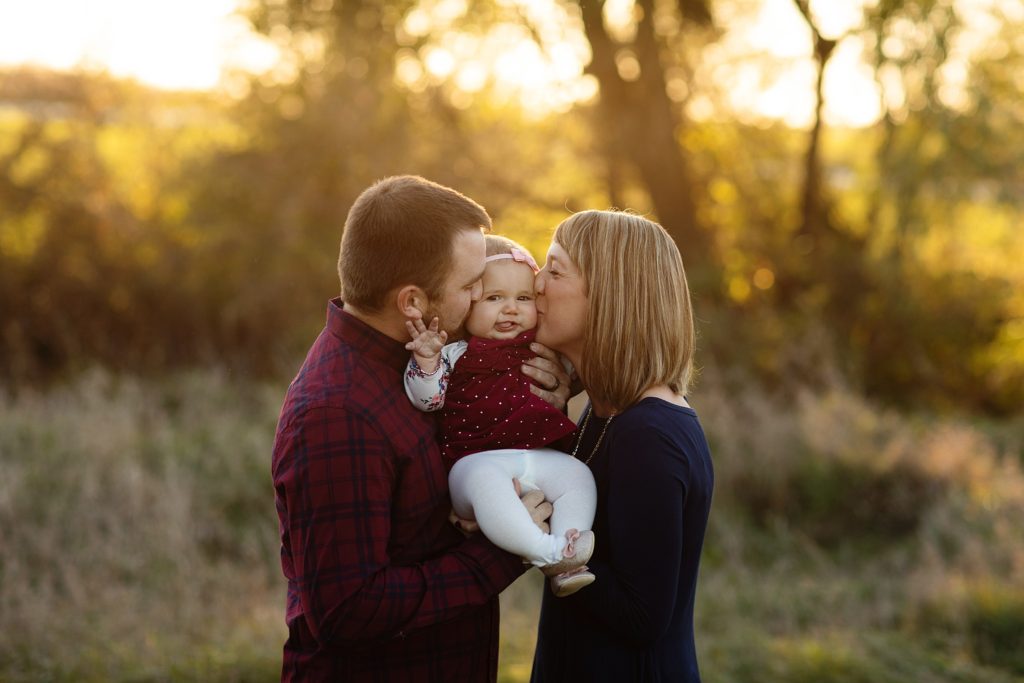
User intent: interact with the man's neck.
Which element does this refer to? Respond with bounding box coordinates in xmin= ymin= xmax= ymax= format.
xmin=342 ymin=302 xmax=409 ymax=343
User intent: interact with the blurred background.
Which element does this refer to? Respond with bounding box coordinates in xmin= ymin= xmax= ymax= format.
xmin=1 ymin=0 xmax=1022 ymax=680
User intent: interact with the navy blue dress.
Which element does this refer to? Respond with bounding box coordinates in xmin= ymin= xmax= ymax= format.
xmin=531 ymin=397 xmax=714 ymax=683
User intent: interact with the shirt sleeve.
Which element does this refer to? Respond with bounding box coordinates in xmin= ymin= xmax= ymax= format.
xmin=275 ymin=404 xmax=524 ymax=647
xmin=403 ymin=341 xmax=468 ymax=412
xmin=564 ymin=423 xmax=687 ymax=646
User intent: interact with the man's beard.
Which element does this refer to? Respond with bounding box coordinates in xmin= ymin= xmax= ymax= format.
xmin=422 ymin=305 xmax=467 ymax=342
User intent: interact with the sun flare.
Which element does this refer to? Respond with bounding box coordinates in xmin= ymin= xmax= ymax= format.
xmin=0 ymin=0 xmax=1009 ymax=126
xmin=0 ymin=0 xmax=277 ymax=91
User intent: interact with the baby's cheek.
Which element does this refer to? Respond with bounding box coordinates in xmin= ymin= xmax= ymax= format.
xmin=523 ymin=303 xmax=539 ymax=329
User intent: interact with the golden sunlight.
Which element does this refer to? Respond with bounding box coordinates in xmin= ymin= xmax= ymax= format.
xmin=0 ymin=0 xmax=1006 ymax=125
xmin=0 ymin=0 xmax=277 ymax=90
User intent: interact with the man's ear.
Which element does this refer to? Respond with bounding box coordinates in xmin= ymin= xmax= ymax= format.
xmin=396 ymin=285 xmax=427 ymax=321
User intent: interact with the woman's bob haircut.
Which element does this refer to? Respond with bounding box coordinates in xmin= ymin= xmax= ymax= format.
xmin=552 ymin=210 xmax=696 ymax=412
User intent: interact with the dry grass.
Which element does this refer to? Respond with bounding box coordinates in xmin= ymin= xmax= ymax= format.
xmin=0 ymin=370 xmax=285 ymax=681
xmin=2 ymin=369 xmax=1023 ymax=681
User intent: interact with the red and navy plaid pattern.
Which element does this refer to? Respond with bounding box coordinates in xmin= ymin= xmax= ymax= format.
xmin=272 ymin=299 xmax=525 ymax=681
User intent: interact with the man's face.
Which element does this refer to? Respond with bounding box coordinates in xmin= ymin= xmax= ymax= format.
xmin=422 ymin=229 xmax=486 ymax=336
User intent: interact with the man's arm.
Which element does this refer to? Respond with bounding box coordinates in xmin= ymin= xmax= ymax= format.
xmin=275 ymin=406 xmax=524 ymax=647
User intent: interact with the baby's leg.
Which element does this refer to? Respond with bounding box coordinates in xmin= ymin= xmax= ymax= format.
xmin=449 ymin=450 xmax=564 ymax=566
xmin=523 ymin=448 xmax=597 ymax=540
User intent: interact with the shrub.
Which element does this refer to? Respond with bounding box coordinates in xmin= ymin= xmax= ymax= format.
xmin=697 ymin=382 xmax=1019 ymax=548
xmin=967 ymin=583 xmax=1024 ymax=674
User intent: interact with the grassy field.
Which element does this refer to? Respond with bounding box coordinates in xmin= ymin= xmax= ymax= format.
xmin=1 ymin=370 xmax=1023 ymax=682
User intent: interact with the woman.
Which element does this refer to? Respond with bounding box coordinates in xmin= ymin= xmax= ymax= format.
xmin=530 ymin=210 xmax=714 ymax=682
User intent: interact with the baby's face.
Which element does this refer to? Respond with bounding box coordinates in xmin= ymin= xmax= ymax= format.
xmin=464 ymin=260 xmax=538 ymax=340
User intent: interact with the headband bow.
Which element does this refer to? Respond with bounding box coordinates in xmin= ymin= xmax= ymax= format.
xmin=485 ymin=247 xmax=539 ymax=273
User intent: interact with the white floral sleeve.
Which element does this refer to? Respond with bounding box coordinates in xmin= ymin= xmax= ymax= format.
xmin=403 ymin=341 xmax=469 ymax=412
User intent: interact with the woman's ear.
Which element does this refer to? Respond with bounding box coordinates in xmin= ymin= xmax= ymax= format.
xmin=396 ymin=285 xmax=427 ymax=321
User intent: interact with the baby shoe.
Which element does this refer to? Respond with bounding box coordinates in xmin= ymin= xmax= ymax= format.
xmin=541 ymin=529 xmax=595 ymax=576
xmin=549 ymin=568 xmax=595 ymax=597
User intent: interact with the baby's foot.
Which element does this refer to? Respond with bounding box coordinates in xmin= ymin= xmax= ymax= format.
xmin=541 ymin=529 xmax=595 ymax=576
xmin=549 ymin=567 xmax=595 ymax=597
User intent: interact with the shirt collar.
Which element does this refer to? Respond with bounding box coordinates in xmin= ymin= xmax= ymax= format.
xmin=467 ymin=328 xmax=535 ymax=352
xmin=326 ymin=298 xmax=411 ymax=371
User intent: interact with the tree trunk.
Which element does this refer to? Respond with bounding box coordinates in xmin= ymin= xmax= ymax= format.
xmin=800 ymin=54 xmax=829 ymax=238
xmin=792 ymin=0 xmax=836 ymax=241
xmin=577 ymin=0 xmax=710 ymax=268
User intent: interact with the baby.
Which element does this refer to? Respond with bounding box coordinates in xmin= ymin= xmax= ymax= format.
xmin=404 ymin=235 xmax=597 ymax=596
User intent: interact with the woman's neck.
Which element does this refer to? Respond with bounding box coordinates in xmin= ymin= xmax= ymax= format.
xmin=640 ymin=385 xmax=690 ymax=408
xmin=589 ymin=398 xmax=616 ymax=418
xmin=589 ymin=385 xmax=689 ymax=418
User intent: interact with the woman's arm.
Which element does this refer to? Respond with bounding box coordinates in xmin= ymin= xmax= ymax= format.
xmin=566 ymin=424 xmax=687 ymax=646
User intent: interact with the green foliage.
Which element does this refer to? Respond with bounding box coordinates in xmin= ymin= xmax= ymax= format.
xmin=916 ymin=582 xmax=1024 ymax=677
xmin=2 ymin=0 xmax=1024 ymax=417
xmin=0 ymin=70 xmax=286 ymax=380
xmin=699 ymin=631 xmax=1019 ymax=683
xmin=967 ymin=585 xmax=1024 ymax=675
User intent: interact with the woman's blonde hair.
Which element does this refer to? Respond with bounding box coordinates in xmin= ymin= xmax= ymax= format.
xmin=553 ymin=210 xmax=696 ymax=411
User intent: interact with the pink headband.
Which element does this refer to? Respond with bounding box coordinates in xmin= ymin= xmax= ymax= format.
xmin=485 ymin=247 xmax=539 ymax=273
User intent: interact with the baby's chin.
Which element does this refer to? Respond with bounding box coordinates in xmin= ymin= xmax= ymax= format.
xmin=480 ymin=324 xmax=535 ymax=341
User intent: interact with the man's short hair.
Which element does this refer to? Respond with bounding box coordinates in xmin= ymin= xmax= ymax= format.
xmin=338 ymin=175 xmax=492 ymax=312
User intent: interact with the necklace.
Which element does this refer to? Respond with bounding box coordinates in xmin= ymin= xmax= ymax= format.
xmin=571 ymin=407 xmax=615 ymax=465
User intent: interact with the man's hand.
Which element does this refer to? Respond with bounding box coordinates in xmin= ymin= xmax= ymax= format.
xmin=514 ymin=478 xmax=552 ymax=535
xmin=405 ymin=316 xmax=447 ymax=374
xmin=521 ymin=342 xmax=572 ymax=411
xmin=448 ymin=509 xmax=480 ymax=535
xmin=449 ymin=478 xmax=552 ymax=536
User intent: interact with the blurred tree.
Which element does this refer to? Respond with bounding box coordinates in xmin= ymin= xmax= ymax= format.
xmin=184 ymin=0 xmax=616 ymax=365
xmin=850 ymin=0 xmax=1024 ymax=411
xmin=0 ymin=69 xmax=284 ymax=380
xmin=2 ymin=1 xmax=1022 ymax=415
xmin=575 ymin=0 xmax=714 ymax=277
xmin=0 ymin=70 xmax=165 ymax=378
xmin=790 ymin=0 xmax=836 ymax=241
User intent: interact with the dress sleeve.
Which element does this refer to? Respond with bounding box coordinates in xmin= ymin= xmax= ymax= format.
xmin=403 ymin=341 xmax=468 ymax=412
xmin=274 ymin=404 xmax=524 ymax=647
xmin=564 ymin=423 xmax=687 ymax=646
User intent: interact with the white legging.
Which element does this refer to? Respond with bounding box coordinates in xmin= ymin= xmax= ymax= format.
xmin=448 ymin=448 xmax=597 ymax=567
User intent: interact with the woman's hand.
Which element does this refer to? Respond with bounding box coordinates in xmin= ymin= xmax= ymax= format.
xmin=522 ymin=342 xmax=572 ymax=411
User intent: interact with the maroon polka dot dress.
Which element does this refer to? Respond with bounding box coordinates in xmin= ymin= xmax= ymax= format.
xmin=439 ymin=329 xmax=577 ymax=469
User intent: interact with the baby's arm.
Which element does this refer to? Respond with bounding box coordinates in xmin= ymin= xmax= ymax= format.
xmin=403 ymin=318 xmax=467 ymax=411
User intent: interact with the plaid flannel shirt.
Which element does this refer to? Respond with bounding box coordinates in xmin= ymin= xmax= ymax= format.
xmin=272 ymin=300 xmax=525 ymax=681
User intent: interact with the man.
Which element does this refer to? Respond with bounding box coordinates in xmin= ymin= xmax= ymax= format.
xmin=272 ymin=175 xmax=571 ymax=681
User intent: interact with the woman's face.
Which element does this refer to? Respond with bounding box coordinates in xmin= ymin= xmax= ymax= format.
xmin=534 ymin=242 xmax=588 ymax=361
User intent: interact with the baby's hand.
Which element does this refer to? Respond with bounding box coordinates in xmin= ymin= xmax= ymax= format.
xmin=405 ymin=316 xmax=447 ymax=373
